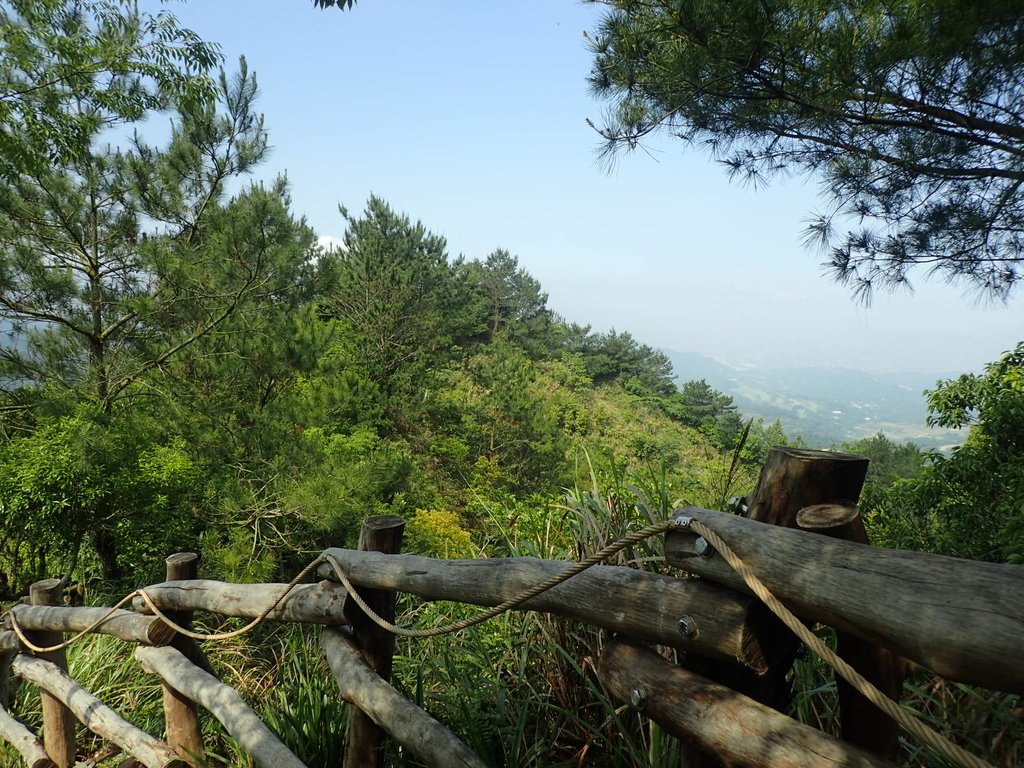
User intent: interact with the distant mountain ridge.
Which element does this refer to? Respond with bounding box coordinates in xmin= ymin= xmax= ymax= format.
xmin=665 ymin=350 xmax=965 ymax=449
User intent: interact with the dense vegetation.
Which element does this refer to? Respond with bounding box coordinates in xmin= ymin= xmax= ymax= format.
xmin=1 ymin=2 xmax=1022 ymax=767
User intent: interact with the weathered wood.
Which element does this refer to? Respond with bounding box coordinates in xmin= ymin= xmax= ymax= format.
xmin=9 ymin=606 xmax=175 ymax=646
xmin=739 ymin=449 xmax=869 ymax=709
xmin=12 ymin=655 xmax=185 ymax=768
xmin=317 ymin=549 xmax=774 ymax=672
xmin=344 ymin=515 xmax=406 ymax=768
xmin=597 ymin=639 xmax=898 ymax=768
xmin=133 ymin=580 xmax=348 ymax=625
xmin=666 ymin=506 xmax=1024 ymax=693
xmin=28 ymin=579 xmax=75 ymax=768
xmin=798 ymin=504 xmax=906 ymax=760
xmin=748 ymin=448 xmax=868 ymax=527
xmin=160 ymin=553 xmax=204 ymax=766
xmin=1 ymin=626 xmax=18 ymax=707
xmin=796 ymin=502 xmax=860 ymax=530
xmin=0 ymin=704 xmax=56 ymax=768
xmin=135 ymin=646 xmax=304 ymax=768
xmin=322 ymin=628 xmax=485 ymax=768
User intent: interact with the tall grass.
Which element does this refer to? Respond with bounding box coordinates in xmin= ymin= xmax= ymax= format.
xmin=2 ymin=461 xmax=1020 ymax=767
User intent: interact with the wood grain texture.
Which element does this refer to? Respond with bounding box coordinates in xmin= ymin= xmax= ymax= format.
xmin=798 ymin=507 xmax=905 ymax=759
xmin=28 ymin=580 xmax=75 ymax=768
xmin=322 ymin=628 xmax=485 ymax=768
xmin=666 ymin=506 xmax=1024 ymax=693
xmin=135 ymin=646 xmax=304 ymax=768
xmin=160 ymin=554 xmax=204 ymax=765
xmin=747 ymin=448 xmax=868 ymax=527
xmin=10 ymin=606 xmax=174 ymax=646
xmin=0 ymin=704 xmax=56 ymax=768
xmin=133 ymin=580 xmax=348 ymax=625
xmin=343 ymin=515 xmax=405 ymax=768
xmin=597 ymin=639 xmax=898 ymax=768
xmin=12 ymin=655 xmax=184 ymax=768
xmin=317 ymin=549 xmax=773 ymax=672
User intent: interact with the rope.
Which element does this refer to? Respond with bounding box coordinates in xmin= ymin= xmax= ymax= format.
xmin=134 ymin=556 xmax=324 ymax=642
xmin=9 ymin=592 xmax=139 ymax=654
xmin=8 ymin=556 xmax=324 ymax=652
xmin=323 ymin=520 xmax=671 ymax=638
xmin=685 ymin=518 xmax=995 ymax=768
xmin=2 ymin=514 xmax=995 ymax=768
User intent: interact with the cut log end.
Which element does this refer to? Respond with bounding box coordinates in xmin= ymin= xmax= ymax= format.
xmin=796 ymin=502 xmax=860 ymax=530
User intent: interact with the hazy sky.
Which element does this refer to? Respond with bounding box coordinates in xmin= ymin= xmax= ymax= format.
xmin=150 ymin=0 xmax=1022 ymax=374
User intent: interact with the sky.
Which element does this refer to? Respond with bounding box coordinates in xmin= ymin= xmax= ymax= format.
xmin=146 ymin=0 xmax=1023 ymax=374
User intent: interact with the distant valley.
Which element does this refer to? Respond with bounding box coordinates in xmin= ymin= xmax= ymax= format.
xmin=666 ymin=350 xmax=966 ymax=450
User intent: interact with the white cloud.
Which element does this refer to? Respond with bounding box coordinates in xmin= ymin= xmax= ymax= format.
xmin=317 ymin=235 xmax=345 ymax=252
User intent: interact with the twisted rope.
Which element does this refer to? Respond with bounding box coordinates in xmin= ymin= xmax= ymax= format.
xmin=2 ymin=514 xmax=995 ymax=768
xmin=685 ymin=517 xmax=994 ymax=768
xmin=322 ymin=520 xmax=671 ymax=638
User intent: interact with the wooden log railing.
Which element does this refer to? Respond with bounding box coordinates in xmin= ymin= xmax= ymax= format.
xmin=666 ymin=505 xmax=1024 ymax=694
xmin=0 ymin=450 xmax=1019 ymax=768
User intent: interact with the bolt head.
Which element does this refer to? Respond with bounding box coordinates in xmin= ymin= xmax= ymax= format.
xmin=630 ymin=687 xmax=647 ymax=710
xmin=678 ymin=615 xmax=697 ymax=639
xmin=694 ymin=537 xmax=713 ymax=557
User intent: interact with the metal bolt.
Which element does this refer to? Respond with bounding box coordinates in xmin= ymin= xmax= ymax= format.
xmin=678 ymin=615 xmax=697 ymax=639
xmin=672 ymin=514 xmax=692 ymax=528
xmin=694 ymin=536 xmax=714 ymax=558
xmin=630 ymin=687 xmax=648 ymax=710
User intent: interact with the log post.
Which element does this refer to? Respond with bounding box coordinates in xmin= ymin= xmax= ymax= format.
xmin=160 ymin=554 xmax=205 ymax=766
xmin=343 ymin=515 xmax=405 ymax=768
xmin=0 ymin=648 xmax=13 ymax=709
xmin=28 ymin=579 xmax=75 ymax=768
xmin=322 ymin=628 xmax=486 ymax=768
xmin=797 ymin=503 xmax=906 ymax=759
xmin=686 ymin=448 xmax=870 ymax=713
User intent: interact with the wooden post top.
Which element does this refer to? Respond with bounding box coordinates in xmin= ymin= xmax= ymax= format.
xmin=769 ymin=447 xmax=866 ymax=463
xmin=165 ymin=553 xmax=199 ymax=568
xmin=29 ymin=580 xmax=63 ymax=605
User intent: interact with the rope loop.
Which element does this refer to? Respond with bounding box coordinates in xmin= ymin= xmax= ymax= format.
xmin=0 ymin=515 xmax=995 ymax=768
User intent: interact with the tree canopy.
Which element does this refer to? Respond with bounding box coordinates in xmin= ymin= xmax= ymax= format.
xmin=587 ymin=0 xmax=1024 ymax=301
xmin=0 ymin=0 xmax=219 ymax=177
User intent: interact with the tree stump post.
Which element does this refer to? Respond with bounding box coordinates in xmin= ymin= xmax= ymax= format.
xmin=343 ymin=516 xmax=406 ymax=768
xmin=741 ymin=447 xmax=870 ymax=707
xmin=28 ymin=579 xmax=75 ymax=768
xmin=797 ymin=503 xmax=906 ymax=759
xmin=693 ymin=448 xmax=902 ymax=758
xmin=160 ymin=553 xmax=205 ymax=765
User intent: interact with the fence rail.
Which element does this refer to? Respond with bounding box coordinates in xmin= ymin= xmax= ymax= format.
xmin=0 ymin=448 xmax=1020 ymax=768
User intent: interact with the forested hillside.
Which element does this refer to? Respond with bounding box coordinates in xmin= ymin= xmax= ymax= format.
xmin=0 ymin=171 xmax=783 ymax=592
xmin=1 ymin=3 xmax=1022 ymax=766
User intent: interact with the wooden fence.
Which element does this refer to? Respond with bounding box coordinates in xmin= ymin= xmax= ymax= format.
xmin=0 ymin=448 xmax=1021 ymax=768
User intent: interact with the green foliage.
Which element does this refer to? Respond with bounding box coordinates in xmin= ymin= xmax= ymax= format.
xmin=841 ymin=432 xmax=925 ymax=510
xmin=458 ymin=343 xmax=570 ymax=493
xmin=562 ymin=325 xmax=675 ymax=396
xmin=321 ymin=196 xmax=455 ymax=406
xmin=458 ymin=249 xmax=554 ymax=353
xmin=0 ymin=410 xmax=202 ymax=588
xmin=866 ymin=344 xmax=1024 ymax=562
xmin=588 ymin=0 xmax=1024 ymax=300
xmin=261 ymin=631 xmax=348 ymax=768
xmin=406 ymin=507 xmax=475 ymax=558
xmin=0 ymin=0 xmax=219 ymax=177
